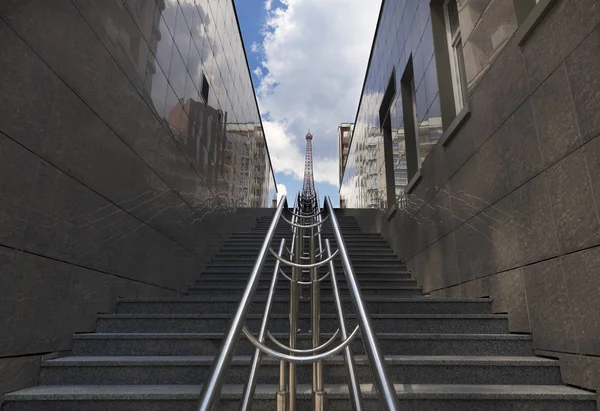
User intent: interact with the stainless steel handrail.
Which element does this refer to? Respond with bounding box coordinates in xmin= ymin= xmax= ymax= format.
xmin=324 ymin=196 xmax=400 ymax=411
xmin=196 ymin=196 xmax=288 ymax=411
xmin=238 ymin=238 xmax=286 ymax=410
xmin=197 ymin=193 xmax=399 ymax=411
xmin=325 ymin=239 xmax=364 ymax=411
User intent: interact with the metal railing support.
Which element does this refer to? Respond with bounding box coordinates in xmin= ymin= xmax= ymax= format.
xmin=324 ymin=196 xmax=400 ymax=411
xmin=239 ymin=238 xmax=286 ymax=411
xmin=325 ymin=239 xmax=364 ymax=411
xmin=196 ymin=196 xmax=288 ymax=411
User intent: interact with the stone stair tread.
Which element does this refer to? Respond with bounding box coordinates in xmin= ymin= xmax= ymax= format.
xmin=117 ymin=297 xmax=493 ymax=303
xmin=43 ymin=355 xmax=558 ymax=367
xmin=73 ymin=332 xmax=530 ymax=340
xmin=6 ymin=383 xmax=594 ymax=400
xmin=98 ymin=313 xmax=507 ymax=319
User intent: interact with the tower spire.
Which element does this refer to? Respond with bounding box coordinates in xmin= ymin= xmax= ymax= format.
xmin=301 ymin=130 xmax=316 ymax=203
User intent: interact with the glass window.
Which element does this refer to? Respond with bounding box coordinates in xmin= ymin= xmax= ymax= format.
xmin=444 ymin=0 xmax=468 ymax=115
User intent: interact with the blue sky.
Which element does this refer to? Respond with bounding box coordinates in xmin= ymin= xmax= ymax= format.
xmin=234 ymin=0 xmax=381 ymax=207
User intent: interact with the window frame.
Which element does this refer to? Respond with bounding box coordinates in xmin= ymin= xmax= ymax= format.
xmin=443 ymin=0 xmax=468 ymax=116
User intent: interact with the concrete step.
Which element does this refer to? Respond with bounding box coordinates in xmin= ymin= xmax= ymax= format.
xmin=204 ymin=261 xmax=406 ymax=268
xmin=198 ymin=270 xmax=411 ymax=278
xmin=200 ymin=266 xmax=407 ymax=275
xmin=115 ymin=297 xmax=494 ymax=315
xmin=6 ymin=384 xmax=594 ymax=411
xmin=186 ymin=285 xmax=423 ymax=298
xmin=209 ymin=255 xmax=402 ymax=263
xmin=222 ymin=241 xmax=392 ymax=248
xmin=192 ymin=277 xmax=417 ymax=287
xmin=96 ymin=313 xmax=508 ymax=334
xmin=70 ymin=333 xmax=534 ymax=356
xmin=215 ymin=250 xmax=398 ymax=256
xmin=39 ymin=355 xmax=562 ymax=386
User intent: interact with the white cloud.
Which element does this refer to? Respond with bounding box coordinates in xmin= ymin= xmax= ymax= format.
xmin=253 ymin=66 xmax=264 ymax=78
xmin=276 ymin=183 xmax=287 ymax=202
xmin=256 ymin=0 xmax=381 ymax=189
xmin=265 ymin=0 xmax=273 ymax=11
xmin=251 ymin=41 xmax=259 ymax=53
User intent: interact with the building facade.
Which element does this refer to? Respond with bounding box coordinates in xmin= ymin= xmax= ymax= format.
xmin=0 ymin=0 xmax=275 ymax=399
xmin=338 ymin=123 xmax=353 ymax=186
xmin=341 ymin=0 xmax=600 ymax=397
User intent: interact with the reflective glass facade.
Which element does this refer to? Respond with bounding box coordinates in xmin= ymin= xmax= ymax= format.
xmin=341 ymin=0 xmax=443 ymax=208
xmin=340 ymin=0 xmax=519 ymax=208
xmin=87 ymin=0 xmax=276 ymax=207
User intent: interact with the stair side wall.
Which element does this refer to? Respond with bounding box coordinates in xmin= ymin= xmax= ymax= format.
xmin=0 ymin=0 xmax=276 ymax=403
xmin=339 ymin=2 xmax=600 ymax=403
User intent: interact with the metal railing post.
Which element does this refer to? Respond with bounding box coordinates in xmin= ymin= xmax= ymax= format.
xmin=325 ymin=239 xmax=364 ymax=411
xmin=195 ymin=196 xmax=288 ymax=411
xmin=239 ymin=238 xmax=286 ymax=411
xmin=312 ymin=211 xmax=325 ymax=410
xmin=324 ymin=196 xmax=400 ymax=411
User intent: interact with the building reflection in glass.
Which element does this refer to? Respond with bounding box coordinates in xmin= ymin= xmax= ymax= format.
xmin=340 ymin=0 xmax=443 ymax=210
xmin=89 ymin=0 xmax=276 ymax=209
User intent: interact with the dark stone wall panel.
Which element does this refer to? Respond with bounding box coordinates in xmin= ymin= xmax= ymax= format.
xmin=0 ymin=355 xmax=42 ymax=406
xmin=522 ymin=259 xmax=578 ymax=353
xmin=342 ymin=0 xmax=600 ymax=395
xmin=544 ymin=147 xmax=600 ymax=254
xmin=566 ymin=24 xmax=600 ymax=143
xmin=561 ymin=247 xmax=600 ymax=356
xmin=488 ymin=268 xmax=531 ymax=333
xmin=531 ymin=64 xmax=582 ymax=167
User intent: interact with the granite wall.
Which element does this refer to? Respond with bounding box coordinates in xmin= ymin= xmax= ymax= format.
xmin=342 ymin=0 xmax=600 ymax=401
xmin=0 ymin=0 xmax=275 ymax=402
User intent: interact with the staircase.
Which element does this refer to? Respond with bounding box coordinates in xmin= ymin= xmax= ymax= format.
xmin=3 ymin=214 xmax=596 ymax=410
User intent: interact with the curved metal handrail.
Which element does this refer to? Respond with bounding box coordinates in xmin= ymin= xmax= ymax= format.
xmin=242 ymin=324 xmax=360 ymax=364
xmin=286 ymin=208 xmax=325 ymax=219
xmin=286 ymin=247 xmax=326 ymax=260
xmin=324 ymin=196 xmax=400 ymax=411
xmin=278 ymin=268 xmax=331 ymax=285
xmin=269 ymin=247 xmax=339 ymax=268
xmin=281 ymin=213 xmax=329 ymax=229
xmin=266 ymin=329 xmax=340 ymax=354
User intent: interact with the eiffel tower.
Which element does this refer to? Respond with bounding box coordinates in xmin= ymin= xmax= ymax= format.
xmin=300 ymin=130 xmax=316 ymax=212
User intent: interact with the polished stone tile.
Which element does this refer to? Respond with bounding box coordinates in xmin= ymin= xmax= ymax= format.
xmin=584 ymin=136 xmax=600 ymax=221
xmin=561 ymin=246 xmax=600 ymax=356
xmin=557 ymin=352 xmax=600 ymax=393
xmin=449 ymin=100 xmax=543 ymax=223
xmin=531 ymin=64 xmax=582 ymax=167
xmin=0 ymin=135 xmax=40 ymax=250
xmin=0 ymin=355 xmax=42 ymax=401
xmin=488 ymin=268 xmax=531 ymax=333
xmin=413 ymin=183 xmax=454 ymax=254
xmin=0 ymin=247 xmax=17 ymax=315
xmin=544 ymin=148 xmax=600 ymax=254
xmin=2 ymin=252 xmax=74 ymax=356
xmin=508 ymin=174 xmax=559 ymax=266
xmin=520 ymin=6 xmax=564 ymax=92
xmin=459 ymin=276 xmax=490 ymax=298
xmin=553 ymin=0 xmax=600 ymax=56
xmin=522 ymin=258 xmax=578 ymax=352
xmin=415 ymin=233 xmax=460 ymax=293
xmin=0 ymin=23 xmax=60 ymax=159
xmin=69 ymin=266 xmax=113 ymax=333
xmin=566 ymin=24 xmax=600 ymax=143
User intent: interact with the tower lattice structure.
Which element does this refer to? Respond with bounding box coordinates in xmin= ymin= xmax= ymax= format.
xmin=301 ymin=130 xmax=316 ymax=204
